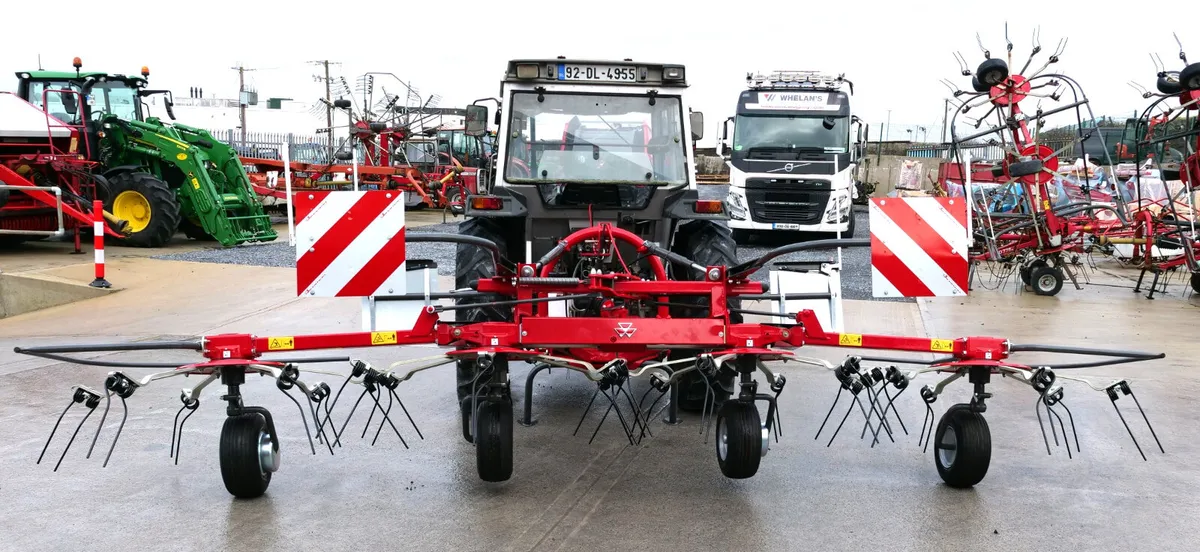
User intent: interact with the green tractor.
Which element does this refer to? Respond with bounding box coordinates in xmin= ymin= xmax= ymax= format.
xmin=15 ymin=59 xmax=276 ymax=247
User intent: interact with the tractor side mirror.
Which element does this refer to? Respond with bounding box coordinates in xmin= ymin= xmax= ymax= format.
xmin=164 ymin=92 xmax=176 ymax=121
xmin=465 ymin=105 xmax=488 ymax=136
xmin=689 ymin=111 xmax=704 ymax=141
xmin=494 ymin=109 xmax=502 ymax=126
xmin=61 ymin=92 xmax=78 ymax=115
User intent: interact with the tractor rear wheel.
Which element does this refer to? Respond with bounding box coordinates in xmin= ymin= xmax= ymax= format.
xmin=105 ymin=172 xmax=180 ymax=248
xmin=454 ymin=217 xmax=514 ymax=428
xmin=669 ymin=220 xmax=742 ymax=413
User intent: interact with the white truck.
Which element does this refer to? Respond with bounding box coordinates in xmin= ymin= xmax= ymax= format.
xmin=717 ymin=71 xmax=868 ymax=239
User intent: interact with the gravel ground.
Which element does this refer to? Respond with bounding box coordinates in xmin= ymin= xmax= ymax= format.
xmin=153 ymin=186 xmax=906 ymax=302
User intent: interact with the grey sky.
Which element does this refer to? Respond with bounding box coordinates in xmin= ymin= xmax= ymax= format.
xmin=3 ymin=1 xmax=1193 ymax=146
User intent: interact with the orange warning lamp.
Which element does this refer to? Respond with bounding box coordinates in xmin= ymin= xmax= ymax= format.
xmin=72 ymin=57 xmax=82 ymax=69
xmin=141 ymin=66 xmax=150 ymax=78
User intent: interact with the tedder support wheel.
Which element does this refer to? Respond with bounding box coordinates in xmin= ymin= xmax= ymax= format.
xmin=933 ymin=404 xmax=991 ymax=488
xmin=474 ymin=400 xmax=514 ymax=482
xmin=104 ymin=171 xmax=181 ymax=248
xmin=454 ymin=217 xmax=513 ymax=430
xmin=219 ymin=413 xmax=278 ymax=499
xmin=670 ymin=220 xmax=741 ymax=413
xmin=1020 ymin=260 xmax=1047 ymax=286
xmin=1190 ymin=273 xmax=1200 ymax=294
xmin=715 ymin=401 xmax=764 ymax=479
xmin=1030 ymin=265 xmax=1064 ymax=296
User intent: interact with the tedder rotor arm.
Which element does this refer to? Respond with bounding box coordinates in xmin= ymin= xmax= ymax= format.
xmin=0 ymin=165 xmax=125 ymax=239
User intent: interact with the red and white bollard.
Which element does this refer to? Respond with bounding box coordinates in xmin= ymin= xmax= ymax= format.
xmin=89 ymin=199 xmax=111 ymax=289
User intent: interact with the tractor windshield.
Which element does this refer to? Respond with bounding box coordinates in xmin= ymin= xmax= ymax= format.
xmin=87 ymin=81 xmax=139 ymax=122
xmin=504 ymin=92 xmax=688 ymax=185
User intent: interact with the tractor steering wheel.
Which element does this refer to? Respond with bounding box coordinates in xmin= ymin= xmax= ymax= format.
xmin=508 ymin=157 xmax=531 ymax=179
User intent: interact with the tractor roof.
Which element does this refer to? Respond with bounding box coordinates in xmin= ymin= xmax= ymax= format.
xmin=17 ymin=71 xmax=147 ymax=84
xmin=504 ymin=59 xmax=688 ymax=87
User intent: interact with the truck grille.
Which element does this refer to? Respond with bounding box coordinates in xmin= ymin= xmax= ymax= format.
xmin=746 ymin=188 xmax=829 ymax=225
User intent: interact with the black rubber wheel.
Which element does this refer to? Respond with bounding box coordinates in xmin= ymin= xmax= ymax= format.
xmin=715 ymin=401 xmax=763 ymax=479
xmin=1157 ymin=75 xmax=1183 ymax=95
xmin=104 ymin=171 xmax=181 ymax=248
xmin=1030 ymin=265 xmax=1064 ymax=296
xmin=219 ymin=413 xmax=276 ymax=499
xmin=971 ymin=76 xmax=991 ymax=93
xmin=474 ymin=400 xmax=514 ymax=482
xmin=670 ymin=220 xmax=741 ymax=413
xmin=976 ymin=58 xmax=1009 ymax=87
xmin=934 ymin=404 xmax=991 ymax=488
xmin=179 ymin=217 xmax=216 ymax=241
xmin=1020 ymin=260 xmax=1047 ymax=286
xmin=1179 ymin=62 xmax=1200 ymax=92
xmin=1190 ymin=272 xmax=1200 ymax=294
xmin=454 ymin=217 xmax=514 ymax=409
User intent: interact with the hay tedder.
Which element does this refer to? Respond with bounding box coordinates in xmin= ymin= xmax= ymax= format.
xmin=15 ymin=58 xmax=1168 ymax=500
xmin=942 ymin=30 xmax=1200 ymax=298
xmin=1108 ymin=37 xmax=1200 ymax=297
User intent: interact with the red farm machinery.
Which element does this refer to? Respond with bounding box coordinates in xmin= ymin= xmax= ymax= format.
xmin=937 ymin=29 xmax=1200 ymax=298
xmin=0 ymin=91 xmax=124 ymax=247
xmin=14 ymin=57 xmax=1170 ymax=501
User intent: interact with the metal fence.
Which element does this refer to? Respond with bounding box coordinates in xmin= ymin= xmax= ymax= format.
xmin=205 ymin=129 xmax=333 ymax=162
xmin=906 ymin=138 xmax=1080 ymax=162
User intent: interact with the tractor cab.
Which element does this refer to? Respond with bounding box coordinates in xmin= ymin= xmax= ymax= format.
xmin=15 ymin=60 xmax=174 ymax=161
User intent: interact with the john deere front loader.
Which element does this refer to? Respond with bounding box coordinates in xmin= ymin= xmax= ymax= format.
xmin=16 ymin=61 xmax=276 ymax=247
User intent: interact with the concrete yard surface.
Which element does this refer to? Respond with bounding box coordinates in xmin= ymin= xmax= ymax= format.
xmin=1 ymin=242 xmax=1199 ymax=551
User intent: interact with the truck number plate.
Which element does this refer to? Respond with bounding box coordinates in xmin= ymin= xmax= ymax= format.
xmin=773 ymin=223 xmax=801 ymax=230
xmin=558 ymin=64 xmax=637 ymax=82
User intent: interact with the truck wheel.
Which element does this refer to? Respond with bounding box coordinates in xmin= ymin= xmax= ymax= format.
xmin=454 ymin=218 xmax=514 ymax=414
xmin=105 ymin=172 xmax=180 ymax=248
xmin=934 ymin=404 xmax=991 ymax=488
xmin=670 ymin=220 xmax=741 ymax=413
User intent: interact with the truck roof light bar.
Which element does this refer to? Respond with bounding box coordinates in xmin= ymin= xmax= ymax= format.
xmin=746 ymin=71 xmax=847 ymax=91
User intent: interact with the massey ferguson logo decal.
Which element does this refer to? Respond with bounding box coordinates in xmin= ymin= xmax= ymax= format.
xmin=614 ymin=322 xmax=637 ymax=338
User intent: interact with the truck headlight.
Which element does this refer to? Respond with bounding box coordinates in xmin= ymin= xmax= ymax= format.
xmin=726 ymin=189 xmax=748 ymax=220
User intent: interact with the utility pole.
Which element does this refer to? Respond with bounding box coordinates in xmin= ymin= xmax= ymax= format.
xmin=310 ymin=60 xmax=342 ymax=160
xmin=941 ymin=99 xmax=949 ymax=143
xmin=231 ymin=63 xmax=257 ymax=146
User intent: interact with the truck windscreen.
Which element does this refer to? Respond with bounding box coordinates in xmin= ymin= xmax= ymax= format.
xmin=733 ymin=114 xmax=849 ymax=154
xmin=504 ymin=92 xmax=687 ymax=185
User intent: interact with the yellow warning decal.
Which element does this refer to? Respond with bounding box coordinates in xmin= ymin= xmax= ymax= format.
xmin=371 ymin=331 xmax=398 ymax=346
xmin=176 ymin=152 xmax=188 ymax=161
xmin=191 ymin=177 xmax=200 ymax=189
xmin=839 ymin=333 xmax=863 ymax=347
xmin=268 ymin=336 xmax=294 ymax=351
xmin=1042 ymin=199 xmax=1051 ymax=211
xmin=931 ymin=339 xmax=954 ymax=352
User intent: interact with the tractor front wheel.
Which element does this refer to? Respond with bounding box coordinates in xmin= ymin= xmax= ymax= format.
xmin=454 ymin=217 xmax=514 ymax=428
xmin=105 ymin=172 xmax=180 ymax=248
xmin=670 ymin=220 xmax=741 ymax=413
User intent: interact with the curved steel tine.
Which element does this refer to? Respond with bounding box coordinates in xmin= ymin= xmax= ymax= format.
xmin=280 ymin=387 xmax=316 ymax=455
xmin=39 ymin=399 xmax=78 ymax=465
xmin=53 ymin=408 xmax=96 ymax=472
xmin=389 ymin=388 xmax=423 ymax=440
xmin=173 ymin=405 xmax=200 ymax=465
xmin=101 ymin=395 xmax=129 ymax=468
xmin=85 ymin=390 xmax=113 ymax=459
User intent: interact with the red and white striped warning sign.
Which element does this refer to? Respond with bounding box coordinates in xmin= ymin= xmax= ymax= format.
xmin=294 ymin=190 xmax=407 ymax=297
xmin=869 ymin=197 xmax=969 ymax=298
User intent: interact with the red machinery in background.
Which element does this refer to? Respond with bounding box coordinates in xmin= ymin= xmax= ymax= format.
xmin=0 ymin=91 xmax=123 ymax=246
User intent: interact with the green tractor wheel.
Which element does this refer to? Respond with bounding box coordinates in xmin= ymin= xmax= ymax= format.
xmin=105 ymin=172 xmax=181 ymax=248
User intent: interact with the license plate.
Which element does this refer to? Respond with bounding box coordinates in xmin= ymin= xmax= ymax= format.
xmin=773 ymin=223 xmax=801 ymax=230
xmin=558 ymin=64 xmax=637 ymax=82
